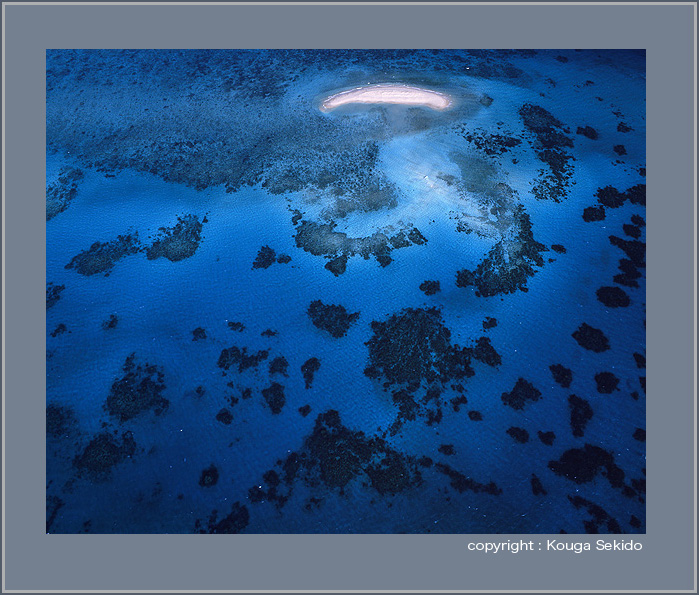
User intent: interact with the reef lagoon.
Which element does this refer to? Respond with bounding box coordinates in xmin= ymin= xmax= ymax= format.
xmin=46 ymin=49 xmax=646 ymax=534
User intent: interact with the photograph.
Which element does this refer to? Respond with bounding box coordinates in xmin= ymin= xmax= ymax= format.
xmin=45 ymin=48 xmax=646 ymax=535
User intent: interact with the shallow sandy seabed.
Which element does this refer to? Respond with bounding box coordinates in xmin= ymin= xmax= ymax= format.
xmin=321 ymin=83 xmax=452 ymax=111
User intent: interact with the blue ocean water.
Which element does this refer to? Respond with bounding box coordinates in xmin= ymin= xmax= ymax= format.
xmin=46 ymin=49 xmax=645 ymax=534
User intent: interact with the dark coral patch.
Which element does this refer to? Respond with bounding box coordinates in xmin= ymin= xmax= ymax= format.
xmin=610 ymin=235 xmax=645 ymax=268
xmin=623 ymin=223 xmax=641 ymax=239
xmin=596 ymin=184 xmax=645 ymax=209
xmin=595 ymin=186 xmax=625 ymax=208
xmin=456 ymin=206 xmax=547 ymax=297
xmin=46 ymin=283 xmax=66 ymax=309
xmin=617 ymin=122 xmax=633 ymax=133
xmin=364 ymin=307 xmax=474 ymax=391
xmin=195 ymin=502 xmax=249 ymax=534
xmin=438 ymin=444 xmax=456 ymax=456
xmin=435 ymin=463 xmax=501 ymax=495
xmin=46 ymin=403 xmax=77 ymax=438
xmin=46 ymin=495 xmax=65 ymax=533
xmin=301 ymin=357 xmax=321 ymax=389
xmin=105 ymin=353 xmax=168 ymax=422
xmin=199 ymin=465 xmax=219 ymax=487
xmin=633 ymin=353 xmax=646 ymax=369
xmin=146 ymin=214 xmax=204 ymax=262
xmin=461 ymin=129 xmax=522 ymax=156
xmin=50 ymin=323 xmax=68 ymax=337
xmin=501 ymin=378 xmax=541 ymax=410
xmin=572 ymin=323 xmax=610 ymax=352
xmin=568 ymin=496 xmax=622 ymax=533
xmin=550 ymin=364 xmax=573 ymax=388
xmin=595 ymin=372 xmax=619 ymax=394
xmin=468 ymin=410 xmax=483 ymax=421
xmin=596 ymin=286 xmax=630 ymax=308
xmin=252 ymin=245 xmax=277 ymax=269
xmin=631 ymin=214 xmax=645 ymax=227
xmin=192 ymin=327 xmax=207 ymax=341
xmin=531 ymin=474 xmax=547 ymax=496
xmin=102 ymin=314 xmax=118 ymax=330
xmin=519 ymin=104 xmax=572 ymax=147
xmin=307 ymin=300 xmax=359 ymax=338
xmin=262 ymin=382 xmax=285 ymax=414
xmin=583 ymin=206 xmax=605 ymax=222
xmin=450 ymin=395 xmax=468 ymax=413
xmin=66 ymin=233 xmax=140 ymax=276
xmin=614 ymin=259 xmax=643 ymax=288
xmin=482 ymin=317 xmax=498 ymax=330
xmin=538 ymin=431 xmax=556 ymax=446
xmin=551 ymin=244 xmax=566 ymax=254
xmin=549 ymin=444 xmax=626 ymax=488
xmin=472 ymin=337 xmax=502 ymax=367
xmin=269 ymin=356 xmax=289 ymax=377
xmin=227 ymin=321 xmax=245 ymax=332
xmin=569 ymin=395 xmax=593 ymax=437
xmin=46 ymin=166 xmax=84 ymax=220
xmin=73 ymin=431 xmax=135 ymax=480
xmin=250 ymin=410 xmax=422 ymax=506
xmin=419 ymin=280 xmax=441 ymax=296
xmin=632 ymin=428 xmax=646 ymax=442
xmin=298 ymin=404 xmax=311 ymax=417
xmin=393 ymin=390 xmax=419 ymax=421
xmin=625 ymin=184 xmax=646 ymax=206
xmin=506 ymin=426 xmax=529 ymax=443
xmin=215 ymin=408 xmax=233 ymax=425
xmin=365 ymin=451 xmax=423 ymax=496
xmin=613 ymin=144 xmax=627 ymax=156
xmin=304 ymin=411 xmax=389 ymax=490
xmin=519 ymin=104 xmax=574 ymax=201
xmin=576 ymin=126 xmax=598 ymax=140
xmin=325 ymin=254 xmax=348 ymax=276
xmin=217 ymin=346 xmax=269 ymax=373
xmin=455 ymin=269 xmax=475 ymax=288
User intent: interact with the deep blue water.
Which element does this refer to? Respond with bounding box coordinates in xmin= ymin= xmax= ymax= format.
xmin=46 ymin=49 xmax=646 ymax=534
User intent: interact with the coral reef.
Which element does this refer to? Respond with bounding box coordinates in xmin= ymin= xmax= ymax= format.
xmin=65 ymin=233 xmax=140 ymax=276
xmin=572 ymin=323 xmax=610 ymax=352
xmin=73 ymin=431 xmax=136 ymax=480
xmin=262 ymin=382 xmax=286 ymax=414
xmin=307 ymin=300 xmax=359 ymax=338
xmin=501 ymin=378 xmax=541 ymax=410
xmin=301 ymin=357 xmax=321 ymax=389
xmin=46 ymin=166 xmax=84 ymax=220
xmin=217 ymin=346 xmax=269 ymax=373
xmin=145 ymin=214 xmax=204 ymax=262
xmin=46 ymin=283 xmax=65 ymax=309
xmin=550 ymin=364 xmax=573 ymax=388
xmin=456 ymin=206 xmax=547 ymax=297
xmin=569 ymin=395 xmax=593 ymax=437
xmin=105 ymin=353 xmax=168 ymax=422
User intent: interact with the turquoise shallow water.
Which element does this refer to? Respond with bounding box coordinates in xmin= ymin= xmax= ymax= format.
xmin=46 ymin=49 xmax=646 ymax=534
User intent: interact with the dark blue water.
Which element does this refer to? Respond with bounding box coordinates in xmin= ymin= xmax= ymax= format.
xmin=46 ymin=49 xmax=646 ymax=534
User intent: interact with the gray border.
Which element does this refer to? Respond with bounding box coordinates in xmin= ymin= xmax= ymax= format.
xmin=2 ymin=2 xmax=696 ymax=592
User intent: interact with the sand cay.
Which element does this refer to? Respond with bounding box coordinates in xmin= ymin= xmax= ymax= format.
xmin=321 ymin=84 xmax=452 ymax=111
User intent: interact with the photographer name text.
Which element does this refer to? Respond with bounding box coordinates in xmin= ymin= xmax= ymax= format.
xmin=467 ymin=539 xmax=643 ymax=554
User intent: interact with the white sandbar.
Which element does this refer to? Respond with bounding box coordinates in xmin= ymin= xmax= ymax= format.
xmin=321 ymin=84 xmax=452 ymax=112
